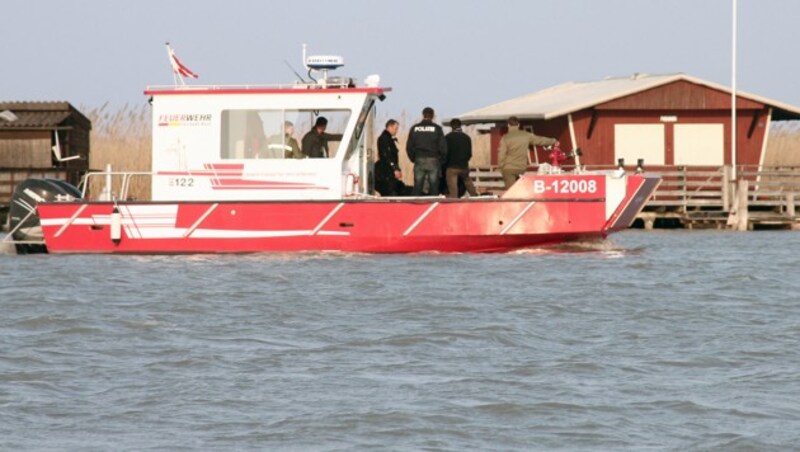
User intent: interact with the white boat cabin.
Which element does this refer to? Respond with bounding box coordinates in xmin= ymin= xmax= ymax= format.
xmin=146 ymin=84 xmax=387 ymax=201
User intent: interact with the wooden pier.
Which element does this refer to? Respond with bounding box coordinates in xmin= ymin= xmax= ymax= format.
xmin=640 ymin=165 xmax=800 ymax=230
xmin=471 ymin=165 xmax=800 ymax=230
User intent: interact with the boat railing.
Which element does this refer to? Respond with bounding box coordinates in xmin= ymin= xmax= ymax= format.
xmin=145 ymin=82 xmax=357 ymax=92
xmin=472 ymin=164 xmax=800 ymax=206
xmin=147 ymin=83 xmax=302 ymax=91
xmin=79 ymin=170 xmax=153 ymax=201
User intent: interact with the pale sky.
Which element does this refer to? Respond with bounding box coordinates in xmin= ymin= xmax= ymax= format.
xmin=2 ymin=0 xmax=799 ymax=120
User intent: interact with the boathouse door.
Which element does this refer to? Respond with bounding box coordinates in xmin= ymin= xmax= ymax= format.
xmin=614 ymin=123 xmax=724 ymax=166
xmin=673 ymin=123 xmax=724 ymax=166
xmin=614 ymin=124 xmax=665 ymax=165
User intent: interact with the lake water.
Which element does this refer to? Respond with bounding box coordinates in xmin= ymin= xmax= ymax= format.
xmin=1 ymin=230 xmax=799 ymax=450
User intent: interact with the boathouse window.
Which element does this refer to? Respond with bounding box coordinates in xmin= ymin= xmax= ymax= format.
xmin=220 ymin=109 xmax=350 ymax=159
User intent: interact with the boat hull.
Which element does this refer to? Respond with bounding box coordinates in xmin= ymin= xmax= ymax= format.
xmin=36 ymin=174 xmax=660 ymax=254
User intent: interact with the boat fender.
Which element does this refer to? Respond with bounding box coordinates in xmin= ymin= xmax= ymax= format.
xmin=344 ymin=173 xmax=358 ymax=197
xmin=110 ymin=206 xmax=122 ymax=245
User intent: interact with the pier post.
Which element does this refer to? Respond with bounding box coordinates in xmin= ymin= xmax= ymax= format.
xmin=679 ymin=166 xmax=687 ymax=213
xmin=787 ymin=192 xmax=795 ymax=218
xmin=736 ymin=179 xmax=749 ymax=232
xmin=722 ymin=165 xmax=732 ymax=211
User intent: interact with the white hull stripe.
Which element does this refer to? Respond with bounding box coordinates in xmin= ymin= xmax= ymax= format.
xmin=41 ymin=217 xmax=174 ymax=227
xmin=310 ymin=203 xmax=344 ymax=236
xmin=500 ymin=201 xmax=536 ymax=235
xmin=183 ymin=203 xmax=219 ymax=238
xmin=191 ymin=229 xmax=349 ymax=238
xmin=53 ymin=204 xmax=88 ymax=238
xmin=403 ymin=202 xmax=439 ymax=236
xmin=40 ymin=216 xmax=349 ymax=239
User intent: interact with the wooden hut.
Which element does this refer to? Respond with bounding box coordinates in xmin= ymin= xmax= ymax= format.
xmin=0 ymin=102 xmax=90 ymax=213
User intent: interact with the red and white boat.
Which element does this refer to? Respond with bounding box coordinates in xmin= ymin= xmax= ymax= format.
xmin=6 ymin=51 xmax=659 ymax=254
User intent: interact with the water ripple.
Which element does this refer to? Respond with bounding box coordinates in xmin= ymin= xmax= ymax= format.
xmin=2 ymin=231 xmax=800 ymax=449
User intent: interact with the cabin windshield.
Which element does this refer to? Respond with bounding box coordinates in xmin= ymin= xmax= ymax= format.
xmin=220 ymin=109 xmax=351 ymax=160
xmin=341 ymin=98 xmax=375 ymax=161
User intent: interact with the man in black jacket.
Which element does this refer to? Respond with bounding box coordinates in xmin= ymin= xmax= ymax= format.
xmin=302 ymin=117 xmax=331 ymax=158
xmin=444 ymin=118 xmax=478 ymax=198
xmin=375 ymin=119 xmax=406 ymax=196
xmin=406 ymin=107 xmax=447 ymax=196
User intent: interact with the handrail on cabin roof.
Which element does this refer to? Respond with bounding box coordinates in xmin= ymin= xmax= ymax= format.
xmin=144 ymin=84 xmax=391 ymax=94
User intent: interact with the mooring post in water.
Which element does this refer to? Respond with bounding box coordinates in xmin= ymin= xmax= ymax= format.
xmin=736 ymin=179 xmax=749 ymax=231
xmin=722 ymin=165 xmax=732 ymax=211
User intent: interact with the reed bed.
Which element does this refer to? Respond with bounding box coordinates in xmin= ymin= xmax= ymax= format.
xmin=83 ymin=102 xmax=151 ymax=200
xmin=763 ymin=120 xmax=800 ymax=167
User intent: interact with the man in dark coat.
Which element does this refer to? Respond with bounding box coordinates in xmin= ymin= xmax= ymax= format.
xmin=444 ymin=118 xmax=478 ymax=198
xmin=375 ymin=119 xmax=407 ymax=196
xmin=406 ymin=107 xmax=447 ymax=196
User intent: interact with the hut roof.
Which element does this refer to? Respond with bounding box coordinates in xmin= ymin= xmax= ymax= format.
xmin=0 ymin=101 xmax=91 ymax=130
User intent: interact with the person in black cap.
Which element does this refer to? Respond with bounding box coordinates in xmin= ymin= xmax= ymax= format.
xmin=302 ymin=116 xmax=331 ymax=158
xmin=406 ymin=107 xmax=447 ymax=196
xmin=444 ymin=118 xmax=478 ymax=198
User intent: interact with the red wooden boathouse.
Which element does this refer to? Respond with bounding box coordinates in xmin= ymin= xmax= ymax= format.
xmin=455 ymin=73 xmax=800 ymax=169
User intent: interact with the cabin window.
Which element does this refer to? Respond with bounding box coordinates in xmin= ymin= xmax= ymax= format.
xmin=220 ymin=109 xmax=350 ymax=159
xmin=341 ymin=98 xmax=375 ymax=161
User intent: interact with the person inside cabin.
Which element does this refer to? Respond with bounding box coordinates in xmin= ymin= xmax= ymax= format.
xmin=244 ymin=112 xmax=267 ymax=158
xmin=302 ymin=117 xmax=333 ymax=158
xmin=375 ymin=119 xmax=409 ymax=196
xmin=406 ymin=107 xmax=447 ymax=196
xmin=265 ymin=121 xmax=304 ymax=159
xmin=444 ymin=118 xmax=478 ymax=198
xmin=497 ymin=116 xmax=557 ymax=189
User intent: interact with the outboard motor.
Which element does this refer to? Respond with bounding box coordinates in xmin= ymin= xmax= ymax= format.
xmin=8 ymin=178 xmax=82 ymax=254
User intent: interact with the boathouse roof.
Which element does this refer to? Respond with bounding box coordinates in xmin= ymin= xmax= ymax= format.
xmin=456 ymin=73 xmax=800 ymax=124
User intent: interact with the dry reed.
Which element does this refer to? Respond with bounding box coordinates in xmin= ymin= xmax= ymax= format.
xmin=763 ymin=120 xmax=800 ymax=168
xmin=82 ymin=102 xmax=151 ymax=200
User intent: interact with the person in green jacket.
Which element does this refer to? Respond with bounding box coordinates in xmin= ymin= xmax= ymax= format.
xmin=497 ymin=116 xmax=557 ymax=189
xmin=264 ymin=121 xmax=304 ymax=159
